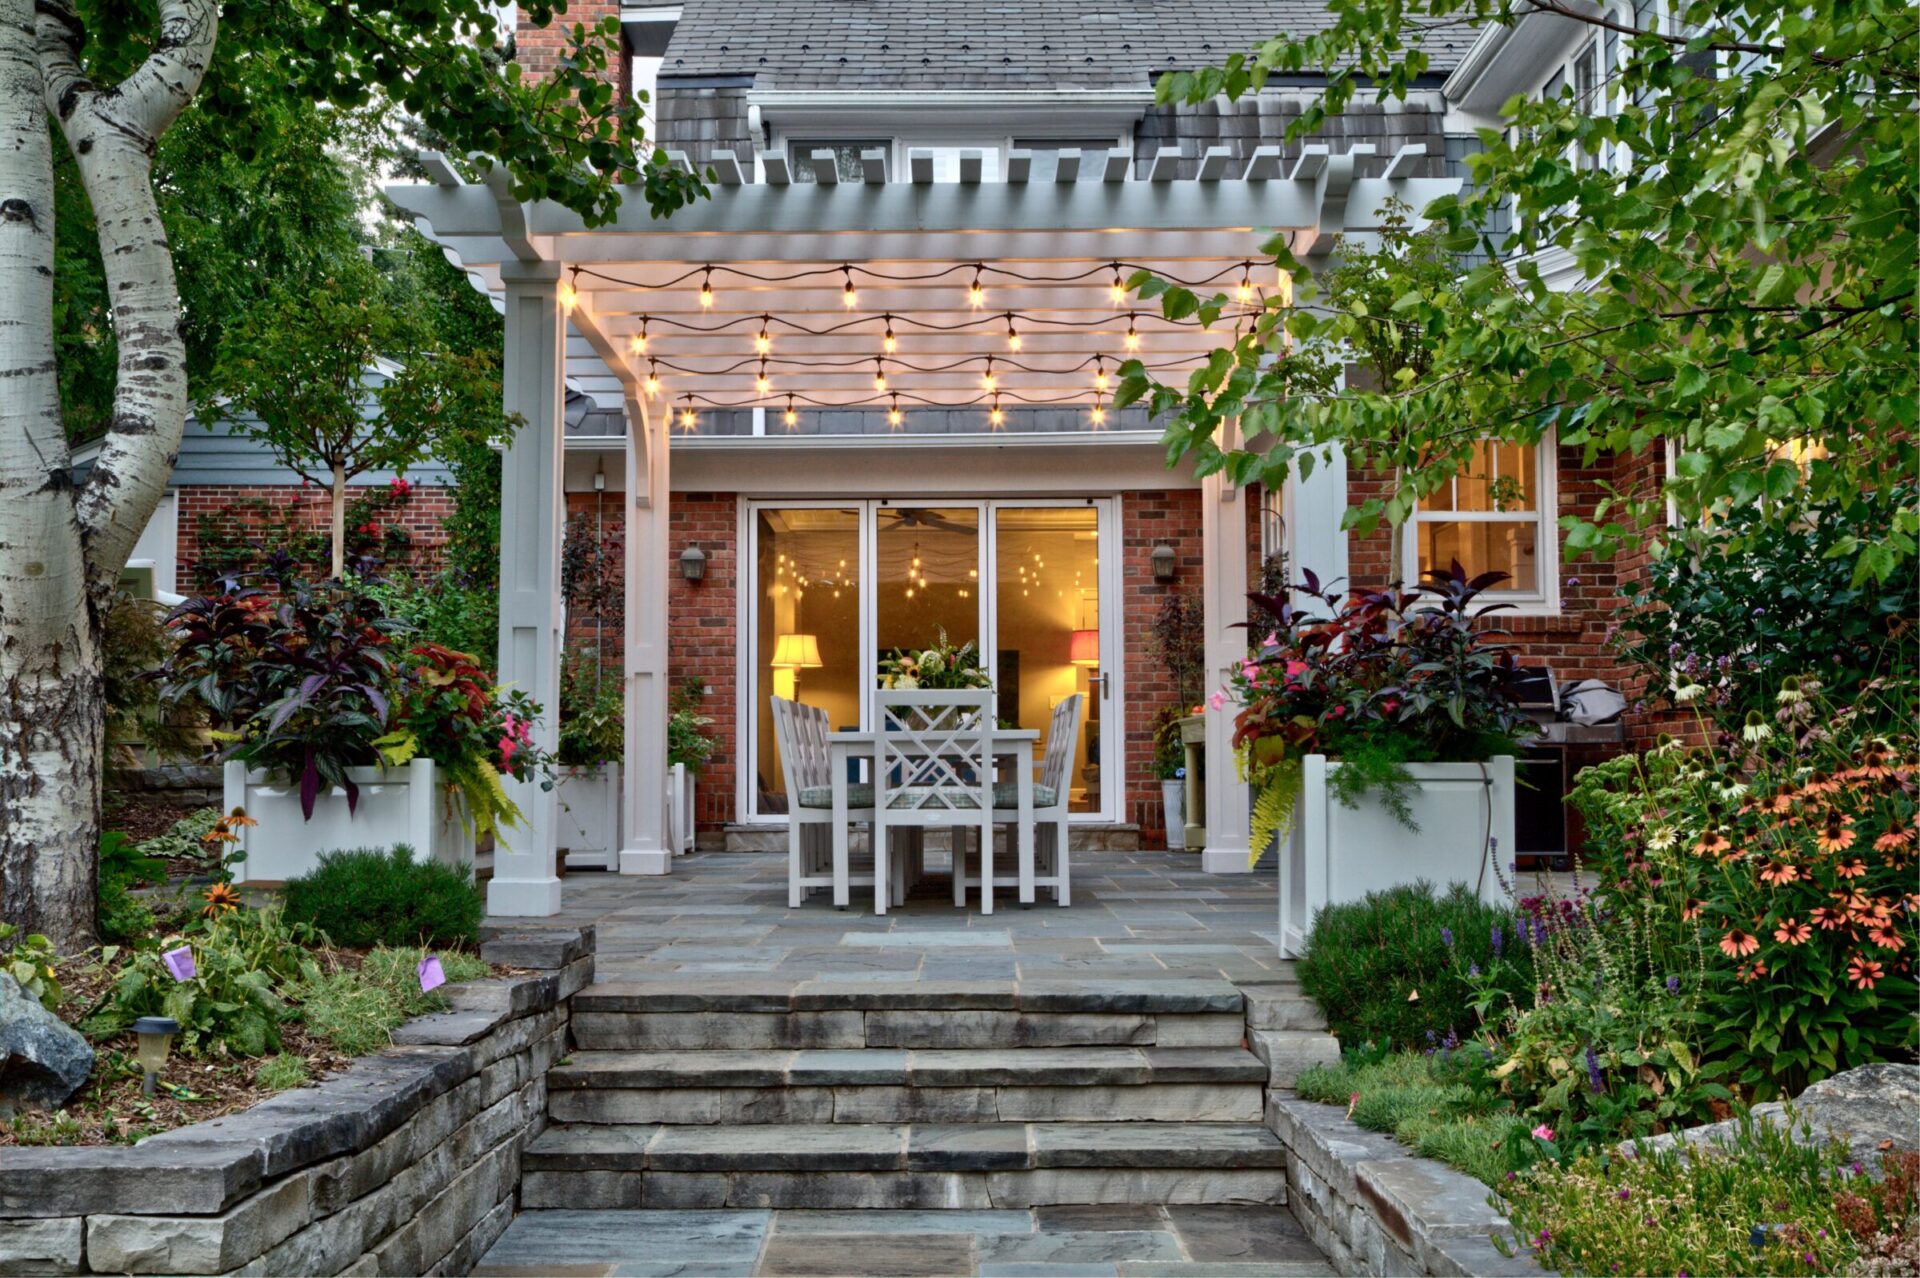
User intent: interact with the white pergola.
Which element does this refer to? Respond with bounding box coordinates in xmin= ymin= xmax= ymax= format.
xmin=386 ymin=142 xmax=1460 ymax=916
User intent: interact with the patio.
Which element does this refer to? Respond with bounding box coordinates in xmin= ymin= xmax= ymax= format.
xmin=494 ymin=849 xmax=1291 ymax=985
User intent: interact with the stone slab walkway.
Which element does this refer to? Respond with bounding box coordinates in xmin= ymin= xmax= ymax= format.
xmin=502 ymin=851 xmax=1294 ymax=985
xmin=473 ymin=1206 xmax=1335 ymax=1277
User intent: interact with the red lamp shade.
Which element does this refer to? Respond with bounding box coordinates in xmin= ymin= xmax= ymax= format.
xmin=1069 ymin=629 xmax=1100 ymax=667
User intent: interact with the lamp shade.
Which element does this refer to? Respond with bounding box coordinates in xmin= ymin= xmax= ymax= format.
xmin=1069 ymin=629 xmax=1100 ymax=667
xmin=771 ymin=633 xmax=823 ymax=669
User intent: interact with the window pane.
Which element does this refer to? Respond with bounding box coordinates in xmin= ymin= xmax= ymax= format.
xmin=1454 ymin=440 xmax=1493 ymax=511
xmin=877 ymin=507 xmax=979 ymax=666
xmin=1492 ymin=442 xmax=1537 ymax=510
xmin=790 ymin=140 xmax=888 ymax=183
xmin=994 ymin=507 xmax=1102 ymax=814
xmin=1418 ymin=519 xmax=1541 ymax=593
xmin=754 ymin=508 xmax=860 ymax=815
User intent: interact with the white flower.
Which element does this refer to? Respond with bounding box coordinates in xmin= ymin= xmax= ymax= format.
xmin=1715 ymin=782 xmax=1749 ymax=803
xmin=1674 ymin=682 xmax=1706 ymax=703
xmin=1646 ymin=825 xmax=1677 ymax=852
xmin=1742 ymin=712 xmax=1773 ymax=745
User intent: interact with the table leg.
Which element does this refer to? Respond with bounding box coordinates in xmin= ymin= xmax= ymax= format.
xmin=1018 ymin=742 xmax=1036 ymax=906
xmin=832 ymin=764 xmax=850 ymax=910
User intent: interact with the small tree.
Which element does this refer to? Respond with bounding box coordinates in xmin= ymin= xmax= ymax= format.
xmin=204 ymin=260 xmax=510 ymax=579
xmin=1150 ymin=594 xmax=1208 ymax=710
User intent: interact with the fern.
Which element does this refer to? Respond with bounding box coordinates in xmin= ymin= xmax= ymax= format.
xmin=1248 ymin=753 xmax=1303 ymax=869
xmin=371 ymin=730 xmax=420 ymax=768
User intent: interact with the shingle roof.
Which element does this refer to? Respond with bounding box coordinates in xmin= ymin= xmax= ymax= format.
xmin=658 ymin=0 xmax=1477 ymax=89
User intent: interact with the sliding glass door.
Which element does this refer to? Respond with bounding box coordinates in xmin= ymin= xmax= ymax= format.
xmin=744 ymin=498 xmax=1119 ymax=822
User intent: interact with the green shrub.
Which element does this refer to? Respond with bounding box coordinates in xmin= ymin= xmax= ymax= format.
xmin=1298 ymin=881 xmax=1531 ymax=1048
xmin=1 ymin=925 xmax=62 ymax=1011
xmin=1500 ymin=1117 xmax=1898 ymax=1276
xmin=281 ymin=846 xmax=483 ymax=949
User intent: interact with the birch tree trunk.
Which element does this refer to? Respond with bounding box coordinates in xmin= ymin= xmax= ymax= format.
xmin=0 ymin=0 xmax=215 ymax=952
xmin=330 ymin=461 xmax=348 ymax=580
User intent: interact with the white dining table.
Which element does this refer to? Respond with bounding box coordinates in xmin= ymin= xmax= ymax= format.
xmin=826 ymin=727 xmax=1040 ymax=914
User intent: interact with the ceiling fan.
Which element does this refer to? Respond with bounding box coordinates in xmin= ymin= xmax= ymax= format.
xmin=877 ymin=507 xmax=974 ymax=535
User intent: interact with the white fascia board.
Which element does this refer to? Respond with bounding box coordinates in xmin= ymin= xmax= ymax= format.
xmin=1442 ymin=9 xmax=1587 ymax=114
xmin=749 ymin=89 xmax=1154 ymax=135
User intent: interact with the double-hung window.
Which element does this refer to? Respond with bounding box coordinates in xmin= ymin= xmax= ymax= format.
xmin=787 ymin=139 xmax=891 ymax=183
xmin=1403 ymin=438 xmax=1558 ymax=610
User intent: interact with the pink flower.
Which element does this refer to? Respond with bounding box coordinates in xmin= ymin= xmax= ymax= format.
xmin=1208 ymin=689 xmax=1228 ymax=711
xmin=499 ymin=736 xmax=518 ymax=766
xmin=1239 ymin=658 xmax=1260 ymax=679
xmin=1531 ymin=1124 xmax=1555 ymax=1142
xmin=1263 ymin=632 xmax=1279 ymax=649
xmin=1381 ymin=697 xmax=1401 ymax=714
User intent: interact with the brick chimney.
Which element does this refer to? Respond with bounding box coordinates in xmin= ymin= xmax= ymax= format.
xmin=516 ymin=1 xmax=634 ymax=104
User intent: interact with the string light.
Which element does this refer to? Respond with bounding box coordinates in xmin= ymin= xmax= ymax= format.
xmin=873 ymin=359 xmax=887 ymax=393
xmin=699 ymin=267 xmax=714 ymax=309
xmin=842 ymin=265 xmax=858 ymax=309
xmin=678 ymin=395 xmax=697 ymax=430
xmin=1237 ymin=261 xmax=1254 ymax=305
xmin=628 ymin=317 xmax=649 ymax=356
xmin=888 ymin=393 xmax=902 ymax=427
xmin=558 ymin=268 xmax=580 ymax=314
xmin=1093 ymin=356 xmax=1108 ymax=392
xmin=882 ymin=315 xmax=897 ymax=354
xmin=644 ymin=359 xmax=661 ymax=398
xmin=968 ymin=266 xmax=985 ymax=308
xmin=1125 ymin=313 xmax=1141 ymax=352
xmin=755 ymin=317 xmax=771 ymax=354
xmin=981 ymin=357 xmax=996 ymax=393
xmin=784 ymin=394 xmax=797 ymax=428
xmin=755 ymin=360 xmax=771 ymax=395
xmin=1090 ymin=395 xmax=1106 ymax=426
xmin=989 ymin=393 xmax=1004 ymax=428
xmin=1005 ymin=314 xmax=1021 ymax=352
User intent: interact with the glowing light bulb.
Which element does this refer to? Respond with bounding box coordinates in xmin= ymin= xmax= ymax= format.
xmin=982 ymin=358 xmax=996 ymax=393
xmin=784 ymin=397 xmax=797 ymax=428
xmin=842 ymin=267 xmax=858 ymax=309
xmin=629 ymin=332 xmax=647 ymax=356
xmin=1110 ymin=265 xmax=1126 ymax=305
xmin=1125 ymin=314 xmax=1140 ymax=352
xmin=873 ymin=360 xmax=887 ymax=393
xmin=755 ymin=319 xmax=771 ymax=354
xmin=968 ymin=267 xmax=985 ymax=308
xmin=883 ymin=317 xmax=897 ymax=354
xmin=699 ymin=269 xmax=714 ymax=308
xmin=1005 ymin=316 xmax=1021 ymax=351
xmin=680 ymin=404 xmax=697 ymax=430
xmin=558 ymin=276 xmax=579 ymax=313
xmin=1093 ymin=357 xmax=1108 ymax=392
xmin=888 ymin=394 xmax=902 ymax=427
xmin=1091 ymin=400 xmax=1106 ymax=426
xmin=989 ymin=395 xmax=1004 ymax=427
xmin=1237 ymin=263 xmax=1254 ymax=305
xmin=755 ymin=361 xmax=771 ymax=395
xmin=644 ymin=361 xmax=661 ymax=398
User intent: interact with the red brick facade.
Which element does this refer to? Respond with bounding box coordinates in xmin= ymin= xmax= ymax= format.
xmin=513 ymin=1 xmax=633 ymax=108
xmin=667 ymin=495 xmax=739 ymax=829
xmin=1120 ymin=490 xmax=1207 ymax=840
xmin=176 ymin=482 xmax=458 ymax=587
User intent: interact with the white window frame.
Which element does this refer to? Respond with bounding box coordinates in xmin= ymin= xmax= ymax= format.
xmin=1401 ymin=433 xmax=1561 ymax=615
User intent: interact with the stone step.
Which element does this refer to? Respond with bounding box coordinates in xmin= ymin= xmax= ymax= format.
xmin=1249 ymin=1029 xmax=1343 ymax=1089
xmin=1243 ymin=985 xmax=1327 ymax=1032
xmin=521 ymin=1123 xmax=1287 ymax=1209
xmin=551 ymin=1046 xmax=1265 ymax=1090
xmin=572 ymin=978 xmax=1246 ymax=1017
xmin=572 ymin=1007 xmax=1246 ymax=1051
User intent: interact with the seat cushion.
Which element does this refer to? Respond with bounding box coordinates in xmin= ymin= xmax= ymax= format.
xmin=795 ymin=782 xmax=1057 ymax=810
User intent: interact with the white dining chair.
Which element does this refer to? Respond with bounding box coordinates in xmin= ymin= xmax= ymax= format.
xmin=771 ymin=696 xmax=876 ymax=908
xmin=871 ymin=689 xmax=994 ymax=916
xmin=956 ymin=693 xmax=1082 ymax=909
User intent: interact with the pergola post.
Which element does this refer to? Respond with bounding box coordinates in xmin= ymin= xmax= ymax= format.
xmin=1199 ymin=420 xmax=1253 ymax=875
xmin=487 ymin=262 xmax=566 ymax=916
xmin=618 ymin=389 xmax=672 ymax=874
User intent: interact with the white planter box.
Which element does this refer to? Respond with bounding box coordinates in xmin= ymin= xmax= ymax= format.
xmin=223 ymin=758 xmax=476 ymax=886
xmin=668 ymin=763 xmax=696 ymax=855
xmin=557 ymin=763 xmax=621 ymax=869
xmin=1277 ymin=755 xmax=1515 ymax=958
xmin=1161 ymin=779 xmax=1187 ymax=850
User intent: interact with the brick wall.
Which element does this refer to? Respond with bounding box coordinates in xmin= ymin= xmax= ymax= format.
xmin=1122 ymin=490 xmax=1207 ymax=841
xmin=176 ymin=482 xmax=458 ymax=587
xmin=669 ymin=495 xmax=739 ymax=830
xmin=514 ymin=0 xmax=631 ymax=102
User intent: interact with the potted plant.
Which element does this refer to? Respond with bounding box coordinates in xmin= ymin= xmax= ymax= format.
xmin=555 ymin=648 xmax=624 ymax=869
xmin=1217 ymin=563 xmax=1536 ymax=955
xmin=1151 ymin=706 xmax=1190 ymax=849
xmin=1149 ymin=595 xmax=1207 ymax=848
xmin=159 ymin=570 xmax=552 ymax=884
xmin=666 ymin=679 xmax=717 ymax=853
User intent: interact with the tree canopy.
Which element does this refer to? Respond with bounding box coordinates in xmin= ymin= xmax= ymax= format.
xmin=1119 ymin=0 xmax=1917 ymax=583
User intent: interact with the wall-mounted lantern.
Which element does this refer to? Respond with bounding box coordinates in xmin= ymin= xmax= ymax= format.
xmin=1150 ymin=542 xmax=1177 ymax=584
xmin=679 ymin=543 xmax=708 ymax=582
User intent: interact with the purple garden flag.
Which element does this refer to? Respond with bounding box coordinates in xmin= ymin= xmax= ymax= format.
xmin=161 ymin=946 xmax=196 ymax=982
xmin=418 ymin=954 xmax=446 ymax=993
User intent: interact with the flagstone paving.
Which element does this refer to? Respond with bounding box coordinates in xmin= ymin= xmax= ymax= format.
xmin=507 ymin=850 xmax=1293 ymax=985
xmin=472 ymin=1206 xmax=1337 ymax=1277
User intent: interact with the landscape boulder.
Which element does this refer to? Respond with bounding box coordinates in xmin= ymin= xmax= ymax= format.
xmin=0 ymin=971 xmax=93 ymax=1118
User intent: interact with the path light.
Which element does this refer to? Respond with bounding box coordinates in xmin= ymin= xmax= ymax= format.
xmin=1151 ymin=541 xmax=1177 ymax=583
xmin=132 ymin=1016 xmax=180 ymax=1097
xmin=679 ymin=543 xmax=708 ymax=582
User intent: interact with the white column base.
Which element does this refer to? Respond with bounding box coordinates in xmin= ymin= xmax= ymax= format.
xmin=485 ymin=875 xmax=563 ymax=916
xmin=619 ymin=847 xmax=672 ymax=876
xmin=1200 ymin=846 xmax=1254 ymax=875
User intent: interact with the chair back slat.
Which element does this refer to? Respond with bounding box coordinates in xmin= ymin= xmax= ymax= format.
xmin=873 ymin=689 xmax=993 ymax=818
xmin=1039 ymin=694 xmax=1083 ymax=796
xmin=771 ymin=695 xmax=834 ymax=795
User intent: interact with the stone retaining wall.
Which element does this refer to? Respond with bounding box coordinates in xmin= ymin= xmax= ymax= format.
xmin=0 ymin=927 xmax=594 ymax=1278
xmin=1266 ymin=1094 xmax=1551 ymax=1278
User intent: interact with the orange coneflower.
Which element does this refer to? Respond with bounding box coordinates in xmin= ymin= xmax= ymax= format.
xmin=1774 ymin=918 xmax=1812 ymax=946
xmin=1812 ymin=906 xmax=1849 ymax=931
xmin=1815 ymin=817 xmax=1857 ymax=855
xmin=1761 ymin=792 xmax=1794 ymax=816
xmin=1833 ymin=889 xmax=1872 ymax=914
xmin=1759 ymin=861 xmax=1802 ymax=886
xmin=1875 ymin=828 xmax=1915 ymax=854
xmin=1736 ymin=960 xmax=1768 ymax=982
xmin=1860 ymin=749 xmax=1896 ymax=780
xmin=1694 ymin=829 xmax=1733 ymax=857
xmin=1847 ymin=955 xmax=1884 ymax=990
xmin=1682 ymin=899 xmax=1706 ymax=921
xmin=1869 ymin=926 xmax=1907 ymax=952
xmin=1802 ymin=771 xmax=1841 ymax=796
xmin=1719 ymin=929 xmax=1760 ymax=959
xmin=1834 ymin=857 xmax=1867 ymax=879
xmin=202 ymin=883 xmax=243 ymax=917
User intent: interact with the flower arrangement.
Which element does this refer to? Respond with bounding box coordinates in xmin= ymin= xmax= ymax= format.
xmin=877 ymin=627 xmax=993 ymax=690
xmin=1570 ymin=677 xmax=1917 ymax=1098
xmin=1221 ymin=562 xmax=1536 ymax=858
xmin=160 ymin=571 xmax=551 ymax=834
